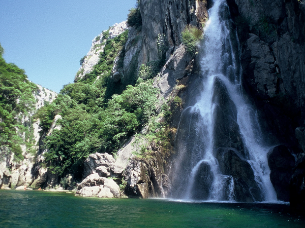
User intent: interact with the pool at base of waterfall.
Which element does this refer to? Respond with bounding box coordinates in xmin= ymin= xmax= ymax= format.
xmin=0 ymin=190 xmax=304 ymax=227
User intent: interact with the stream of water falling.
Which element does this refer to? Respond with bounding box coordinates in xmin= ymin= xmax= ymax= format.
xmin=170 ymin=0 xmax=277 ymax=202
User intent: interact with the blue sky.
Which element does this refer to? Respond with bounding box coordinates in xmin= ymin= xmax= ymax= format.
xmin=0 ymin=0 xmax=136 ymax=93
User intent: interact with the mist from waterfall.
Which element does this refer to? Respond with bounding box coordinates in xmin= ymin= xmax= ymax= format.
xmin=170 ymin=0 xmax=278 ymax=203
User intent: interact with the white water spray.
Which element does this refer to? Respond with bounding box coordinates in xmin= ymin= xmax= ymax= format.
xmin=171 ymin=0 xmax=277 ymax=202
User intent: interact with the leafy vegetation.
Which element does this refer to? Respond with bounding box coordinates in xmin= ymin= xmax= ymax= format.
xmin=127 ymin=3 xmax=142 ymax=29
xmin=1 ymin=9 xmax=166 ymax=180
xmin=181 ymin=25 xmax=203 ymax=54
xmin=132 ymin=101 xmax=176 ymax=164
xmin=138 ymin=33 xmax=168 ymax=80
xmin=79 ymin=56 xmax=86 ymax=65
xmin=79 ymin=30 xmax=128 ymax=88
xmin=32 ymin=29 xmax=141 ymax=178
xmin=40 ymin=20 xmax=173 ymax=179
xmin=0 ymin=43 xmax=37 ymax=160
xmin=41 ymin=75 xmax=158 ymax=179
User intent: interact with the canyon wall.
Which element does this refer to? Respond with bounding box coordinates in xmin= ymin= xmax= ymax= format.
xmin=227 ymin=0 xmax=305 ymax=209
xmin=0 ymin=86 xmax=57 ymax=190
xmin=71 ymin=0 xmax=305 ymax=207
xmin=2 ymin=0 xmax=305 ymax=212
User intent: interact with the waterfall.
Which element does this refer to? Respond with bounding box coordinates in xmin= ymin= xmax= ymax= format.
xmin=170 ymin=0 xmax=278 ymax=202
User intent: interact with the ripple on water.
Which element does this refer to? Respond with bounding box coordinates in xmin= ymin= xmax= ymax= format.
xmin=0 ymin=190 xmax=304 ymax=228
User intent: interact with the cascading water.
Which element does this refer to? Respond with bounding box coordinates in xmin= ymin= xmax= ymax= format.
xmin=170 ymin=0 xmax=278 ymax=202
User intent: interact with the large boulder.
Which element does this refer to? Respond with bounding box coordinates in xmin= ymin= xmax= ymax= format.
xmin=191 ymin=161 xmax=214 ymax=200
xmin=123 ymin=156 xmax=168 ymax=198
xmin=83 ymin=153 xmax=117 ymax=179
xmin=76 ymin=173 xmax=120 ymax=198
xmin=217 ymin=148 xmax=263 ymax=202
xmin=268 ymin=145 xmax=295 ymax=201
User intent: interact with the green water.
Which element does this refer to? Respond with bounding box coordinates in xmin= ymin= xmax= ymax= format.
xmin=0 ymin=190 xmax=304 ymax=227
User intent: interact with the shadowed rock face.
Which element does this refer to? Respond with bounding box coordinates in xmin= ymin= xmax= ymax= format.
xmin=226 ymin=0 xmax=305 ymax=208
xmin=268 ymin=145 xmax=295 ymax=201
xmin=227 ymin=0 xmax=305 ymax=145
xmin=213 ymin=78 xmax=246 ymax=156
xmin=290 ymin=157 xmax=305 ymax=214
xmin=191 ymin=161 xmax=214 ymax=200
xmin=216 ymin=148 xmax=263 ymax=202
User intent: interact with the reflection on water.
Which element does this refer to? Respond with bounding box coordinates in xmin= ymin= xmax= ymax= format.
xmin=0 ymin=190 xmax=304 ymax=227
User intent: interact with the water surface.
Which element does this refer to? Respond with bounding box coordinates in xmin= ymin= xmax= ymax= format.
xmin=0 ymin=190 xmax=304 ymax=227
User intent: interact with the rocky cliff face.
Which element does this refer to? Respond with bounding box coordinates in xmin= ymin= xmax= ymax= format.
xmin=5 ymin=0 xmax=304 ymax=208
xmin=123 ymin=0 xmax=305 ymax=205
xmin=75 ymin=0 xmax=305 ymax=204
xmin=226 ymin=0 xmax=305 ymax=209
xmin=74 ymin=0 xmax=206 ymax=198
xmin=227 ymin=0 xmax=305 ymax=142
xmin=0 ymin=86 xmax=57 ymax=190
xmin=75 ymin=21 xmax=128 ymax=82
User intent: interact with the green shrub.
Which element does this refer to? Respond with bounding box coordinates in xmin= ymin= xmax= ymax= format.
xmin=43 ymin=79 xmax=158 ymax=177
xmin=138 ymin=61 xmax=160 ymax=80
xmin=79 ymin=56 xmax=86 ymax=65
xmin=138 ymin=64 xmax=152 ymax=80
xmin=102 ymin=30 xmax=110 ymax=40
xmin=34 ymin=103 xmax=56 ymax=135
xmin=95 ymin=35 xmax=101 ymax=42
xmin=127 ymin=8 xmax=142 ymax=28
xmin=80 ymin=30 xmax=128 ymax=86
xmin=0 ymin=44 xmax=3 ymax=56
xmin=181 ymin=25 xmax=203 ymax=54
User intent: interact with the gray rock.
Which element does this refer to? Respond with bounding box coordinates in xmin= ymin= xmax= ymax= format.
xmin=230 ymin=0 xmax=305 ymax=107
xmin=78 ymin=186 xmax=101 ymax=197
xmin=296 ymin=127 xmax=305 ymax=153
xmin=83 ymin=153 xmax=116 ymax=179
xmin=246 ymin=34 xmax=278 ymax=98
xmin=191 ymin=161 xmax=214 ymax=200
xmin=290 ymin=156 xmax=305 ymax=213
xmin=113 ymin=136 xmax=137 ymax=174
xmin=76 ymin=173 xmax=120 ymax=198
xmin=212 ymin=78 xmax=245 ymax=154
xmin=217 ymin=148 xmax=263 ymax=202
xmin=156 ymin=44 xmax=193 ymax=97
xmin=96 ymin=166 xmax=110 ymax=177
xmin=268 ymin=145 xmax=295 ymax=201
xmin=112 ymin=72 xmax=121 ymax=83
xmin=98 ymin=186 xmax=114 ymax=198
xmin=15 ymin=186 xmax=33 ymax=191
xmin=137 ymin=183 xmax=149 ymax=199
xmin=123 ymin=159 xmax=142 ymax=196
xmin=75 ymin=21 xmax=128 ymax=81
xmin=103 ymin=178 xmax=120 ymax=198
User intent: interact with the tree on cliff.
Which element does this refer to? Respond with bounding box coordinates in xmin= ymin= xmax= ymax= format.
xmin=0 ymin=43 xmax=37 ymax=160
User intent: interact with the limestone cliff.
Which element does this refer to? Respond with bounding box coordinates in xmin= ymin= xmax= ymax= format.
xmin=74 ymin=0 xmax=207 ymax=198
xmin=0 ymin=86 xmax=57 ymax=190
xmin=75 ymin=21 xmax=128 ymax=82
xmin=121 ymin=0 xmax=305 ymax=206
xmin=3 ymin=0 xmax=304 ymax=208
xmin=72 ymin=0 xmax=305 ymax=211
